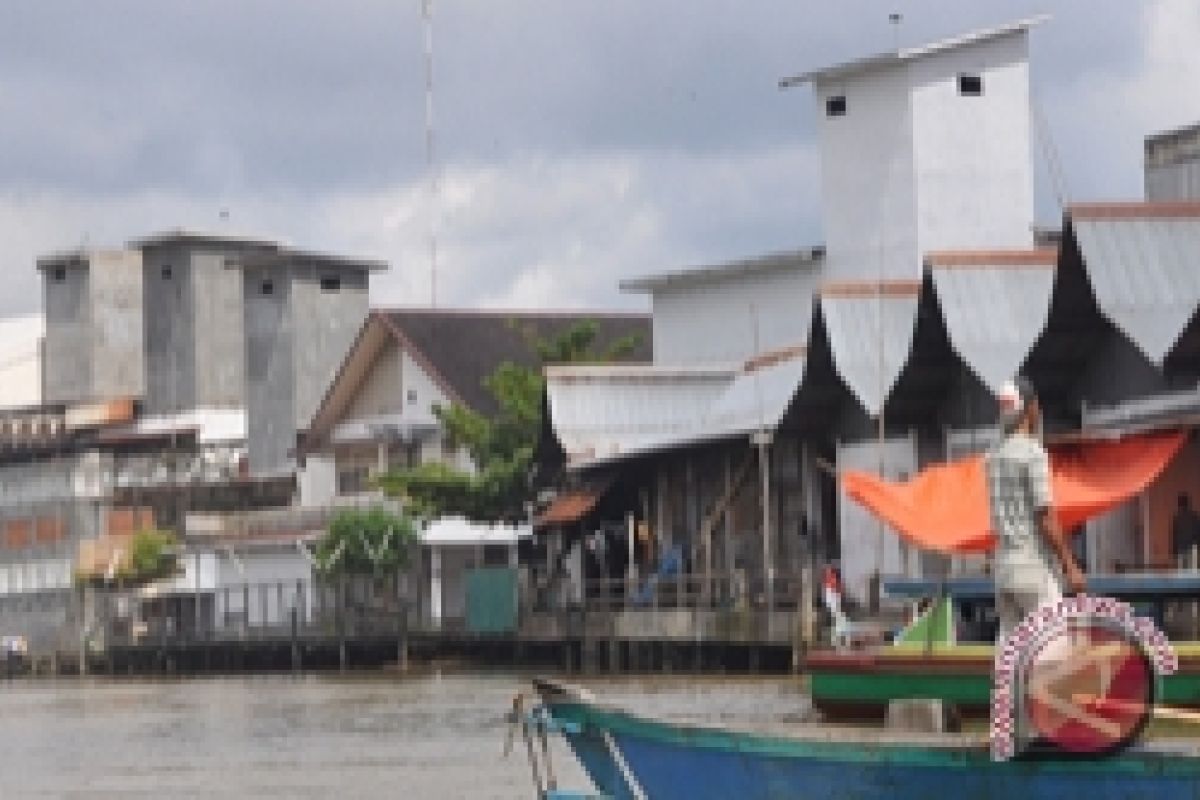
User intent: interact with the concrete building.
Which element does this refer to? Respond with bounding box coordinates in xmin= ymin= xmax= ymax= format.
xmin=780 ymin=16 xmax=1041 ymax=283
xmin=1146 ymin=122 xmax=1200 ymax=201
xmin=0 ymin=397 xmax=297 ymax=655
xmin=238 ymin=249 xmax=383 ymax=475
xmin=39 ymin=249 xmax=144 ymax=407
xmin=132 ymin=230 xmax=278 ymax=416
xmin=0 ymin=314 xmax=44 ymax=409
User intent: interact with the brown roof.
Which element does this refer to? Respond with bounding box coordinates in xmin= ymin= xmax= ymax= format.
xmin=304 ymin=308 xmax=652 ymax=449
xmin=379 ymin=308 xmax=652 ymax=417
xmin=1068 ymin=202 xmax=1200 ymax=220
xmin=925 ymin=249 xmax=1057 ymax=268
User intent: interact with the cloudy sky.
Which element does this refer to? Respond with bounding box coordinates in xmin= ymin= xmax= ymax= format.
xmin=0 ymin=0 xmax=1197 ymax=317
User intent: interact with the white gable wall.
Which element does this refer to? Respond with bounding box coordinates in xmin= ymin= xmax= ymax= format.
xmin=816 ymin=65 xmax=917 ymax=283
xmin=910 ymin=32 xmax=1034 ymax=254
xmin=651 ymin=267 xmax=818 ymax=365
xmin=345 ymin=340 xmax=403 ymax=420
xmin=816 ymin=29 xmax=1034 ymax=282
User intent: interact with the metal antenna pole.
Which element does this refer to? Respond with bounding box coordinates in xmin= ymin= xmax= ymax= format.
xmin=750 ymin=306 xmax=773 ymax=615
xmin=889 ymin=12 xmax=903 ymax=51
xmin=422 ymin=0 xmax=439 ymax=307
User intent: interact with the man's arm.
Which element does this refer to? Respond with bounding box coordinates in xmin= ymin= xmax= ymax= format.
xmin=1037 ymin=507 xmax=1087 ymax=595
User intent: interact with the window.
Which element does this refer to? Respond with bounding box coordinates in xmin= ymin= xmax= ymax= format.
xmin=337 ymin=465 xmax=370 ymax=495
xmin=161 ymin=265 xmax=173 ymax=280
xmin=958 ymin=73 xmax=983 ymax=96
xmin=825 ymin=95 xmax=847 ymax=117
xmin=261 ymin=279 xmax=274 ymax=296
xmin=51 ymin=267 xmax=66 ymax=283
xmin=406 ymin=389 xmax=418 ymax=406
xmin=320 ymin=275 xmax=341 ymax=293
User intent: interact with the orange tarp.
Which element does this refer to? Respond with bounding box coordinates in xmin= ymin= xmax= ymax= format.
xmin=842 ymin=431 xmax=1187 ymax=555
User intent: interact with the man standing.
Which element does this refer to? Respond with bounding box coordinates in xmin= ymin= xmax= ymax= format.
xmin=1171 ymin=493 xmax=1200 ymax=571
xmin=985 ymin=377 xmax=1087 ymax=644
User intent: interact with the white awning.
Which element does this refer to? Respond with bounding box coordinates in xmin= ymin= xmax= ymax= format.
xmin=546 ymin=365 xmax=735 ymax=466
xmin=928 ymin=251 xmax=1056 ymax=394
xmin=819 ymin=282 xmax=920 ymax=417
xmin=1071 ymin=204 xmax=1200 ymax=364
xmin=422 ymin=516 xmax=530 ymax=546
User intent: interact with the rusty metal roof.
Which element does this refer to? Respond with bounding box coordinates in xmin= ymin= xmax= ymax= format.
xmin=535 ymin=483 xmax=610 ymax=528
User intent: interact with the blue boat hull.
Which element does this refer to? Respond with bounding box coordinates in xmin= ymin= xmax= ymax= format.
xmin=537 ymin=682 xmax=1200 ymax=799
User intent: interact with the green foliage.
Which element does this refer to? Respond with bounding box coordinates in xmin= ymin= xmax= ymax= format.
xmin=128 ymin=529 xmax=177 ymax=582
xmin=314 ymin=505 xmax=419 ymax=575
xmin=381 ymin=320 xmax=639 ymax=521
xmin=74 ymin=528 xmax=180 ymax=588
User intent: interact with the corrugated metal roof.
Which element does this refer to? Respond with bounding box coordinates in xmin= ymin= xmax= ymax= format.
xmin=928 ymin=252 xmax=1056 ymax=393
xmin=546 ymin=365 xmax=735 ymax=466
xmin=534 ymin=483 xmax=611 ymax=528
xmin=779 ymin=15 xmax=1047 ymax=87
xmin=1070 ymin=207 xmax=1200 ymax=364
xmin=707 ymin=351 xmax=807 ymax=434
xmin=545 ymin=349 xmax=807 ymax=469
xmin=819 ymin=283 xmax=920 ymax=417
xmin=620 ymin=248 xmax=824 ymax=294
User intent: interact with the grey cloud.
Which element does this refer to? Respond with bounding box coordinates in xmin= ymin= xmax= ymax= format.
xmin=0 ymin=0 xmax=1188 ymax=321
xmin=0 ymin=1 xmax=1149 ymax=196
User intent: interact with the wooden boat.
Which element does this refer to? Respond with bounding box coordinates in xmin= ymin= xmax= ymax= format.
xmin=532 ymin=678 xmax=1200 ymax=799
xmin=807 ymin=643 xmax=1200 ymax=719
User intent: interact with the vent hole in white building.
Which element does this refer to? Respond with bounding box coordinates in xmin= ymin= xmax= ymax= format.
xmin=958 ymin=73 xmax=983 ymax=96
xmin=825 ymin=95 xmax=847 ymax=117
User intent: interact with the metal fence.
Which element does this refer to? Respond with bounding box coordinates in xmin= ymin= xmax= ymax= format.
xmin=92 ymin=573 xmax=416 ymax=649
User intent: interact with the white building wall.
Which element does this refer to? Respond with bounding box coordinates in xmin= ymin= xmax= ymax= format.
xmin=651 ymin=268 xmax=819 ymax=365
xmin=0 ymin=314 xmax=43 ymax=409
xmin=816 ymin=66 xmax=917 ymax=282
xmin=345 ymin=342 xmax=403 ymax=420
xmin=816 ymin=29 xmax=1034 ymax=281
xmin=298 ymin=455 xmax=337 ymax=507
xmin=909 ymin=33 xmax=1034 ymax=254
xmin=213 ymin=549 xmax=314 ymax=628
xmin=400 ymin=350 xmax=451 ymax=420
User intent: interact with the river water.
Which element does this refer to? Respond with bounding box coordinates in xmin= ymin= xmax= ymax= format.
xmin=0 ymin=672 xmax=811 ymax=798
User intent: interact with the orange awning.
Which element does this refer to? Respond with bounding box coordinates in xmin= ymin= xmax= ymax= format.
xmin=842 ymin=430 xmax=1186 ymax=555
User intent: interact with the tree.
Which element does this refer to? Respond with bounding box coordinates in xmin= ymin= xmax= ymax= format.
xmin=74 ymin=528 xmax=179 ymax=588
xmin=378 ymin=320 xmax=639 ymax=521
xmin=127 ymin=529 xmax=177 ymax=583
xmin=314 ymin=505 xmax=419 ymax=575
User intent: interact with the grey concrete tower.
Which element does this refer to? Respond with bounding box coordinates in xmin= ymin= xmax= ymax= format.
xmin=132 ymin=231 xmax=278 ymax=415
xmin=39 ymin=248 xmax=145 ymax=406
xmin=238 ymin=249 xmax=383 ymax=474
xmin=1146 ymin=122 xmax=1200 ymax=201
